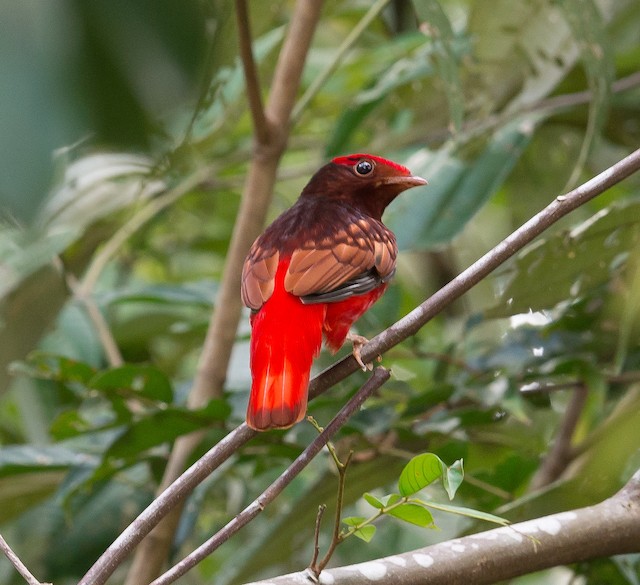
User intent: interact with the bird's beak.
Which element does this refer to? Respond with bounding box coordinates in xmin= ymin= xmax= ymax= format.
xmin=377 ymin=175 xmax=428 ymax=190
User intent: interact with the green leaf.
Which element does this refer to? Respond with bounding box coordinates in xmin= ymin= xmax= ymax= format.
xmin=0 ymin=445 xmax=96 ymax=478
xmin=353 ymin=525 xmax=377 ymax=542
xmin=0 ymin=471 xmax=67 ymax=523
xmin=387 ymin=502 xmax=435 ymax=528
xmin=104 ymin=399 xmax=230 ymax=459
xmin=101 ymin=282 xmax=216 ymax=307
xmin=326 ymin=33 xmax=465 ymax=155
xmin=9 ymin=351 xmax=96 ymax=385
xmin=89 ymin=364 xmax=173 ymax=403
xmin=42 ymin=153 xmax=164 ymax=233
xmin=388 ymin=116 xmax=537 ymax=250
xmin=411 ymin=0 xmax=464 ymax=132
xmin=442 ymin=459 xmax=464 ymax=500
xmin=423 ymin=500 xmax=509 ymax=526
xmin=342 ymin=515 xmax=367 ymax=526
xmin=487 ymin=199 xmax=640 ymax=317
xmin=325 ymin=98 xmax=384 ymax=157
xmin=49 ymin=410 xmax=95 ymax=440
xmin=556 ymin=0 xmax=613 ymax=187
xmin=365 ymin=493 xmax=403 ymax=509
xmin=343 ymin=517 xmax=376 ymax=542
xmin=0 ymin=228 xmax=79 ymax=298
xmin=363 ymin=492 xmax=385 ymax=509
xmin=467 ymin=0 xmax=591 ymax=111
xmin=398 ymin=453 xmax=445 ymax=496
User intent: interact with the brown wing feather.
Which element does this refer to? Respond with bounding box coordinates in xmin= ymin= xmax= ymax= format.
xmin=241 ymin=248 xmax=279 ymax=310
xmin=374 ymin=239 xmax=396 ymax=278
xmin=284 ymin=219 xmax=397 ymax=298
xmin=242 ymin=216 xmax=398 ymax=308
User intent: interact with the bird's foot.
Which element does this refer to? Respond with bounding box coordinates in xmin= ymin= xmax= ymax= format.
xmin=346 ymin=332 xmax=373 ymax=371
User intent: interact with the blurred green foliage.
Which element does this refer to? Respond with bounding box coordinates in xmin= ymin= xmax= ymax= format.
xmin=0 ymin=0 xmax=639 ymax=583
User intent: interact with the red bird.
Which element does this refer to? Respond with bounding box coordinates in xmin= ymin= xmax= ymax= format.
xmin=241 ymin=154 xmax=427 ymax=431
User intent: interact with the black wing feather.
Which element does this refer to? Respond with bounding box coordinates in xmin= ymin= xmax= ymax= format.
xmin=300 ymin=267 xmax=395 ymax=305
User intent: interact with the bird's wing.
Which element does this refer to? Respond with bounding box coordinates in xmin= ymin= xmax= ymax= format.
xmin=242 ymin=219 xmax=397 ymax=310
xmin=285 ymin=220 xmax=397 ymax=299
xmin=299 ymin=266 xmax=395 ymax=304
xmin=241 ymin=247 xmax=279 ymax=310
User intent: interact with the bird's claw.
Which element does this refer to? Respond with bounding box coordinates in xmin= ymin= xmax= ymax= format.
xmin=347 ymin=332 xmax=373 ymax=371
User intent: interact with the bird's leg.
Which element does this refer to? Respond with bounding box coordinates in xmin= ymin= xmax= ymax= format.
xmin=346 ymin=332 xmax=373 ymax=371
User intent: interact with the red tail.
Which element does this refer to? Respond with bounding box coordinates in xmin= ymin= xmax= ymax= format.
xmin=247 ymin=261 xmax=325 ymax=430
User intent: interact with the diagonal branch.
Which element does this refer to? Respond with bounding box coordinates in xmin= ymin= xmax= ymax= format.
xmin=528 ymin=383 xmax=589 ymax=490
xmin=245 ymin=468 xmax=640 ymax=584
xmin=291 ymin=0 xmax=391 ymax=123
xmin=149 ymin=368 xmax=391 ymax=585
xmin=235 ymin=0 xmax=269 ymax=144
xmin=0 ymin=534 xmax=47 ymax=585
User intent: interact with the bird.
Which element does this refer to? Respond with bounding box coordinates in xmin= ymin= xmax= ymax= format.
xmin=241 ymin=154 xmax=427 ymax=431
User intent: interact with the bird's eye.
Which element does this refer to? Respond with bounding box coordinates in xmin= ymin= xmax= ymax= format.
xmin=354 ymin=159 xmax=374 ymax=176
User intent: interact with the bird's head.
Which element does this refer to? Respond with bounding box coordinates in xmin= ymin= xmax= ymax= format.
xmin=300 ymin=153 xmax=427 ymax=219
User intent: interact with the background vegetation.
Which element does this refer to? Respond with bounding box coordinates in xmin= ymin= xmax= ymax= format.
xmin=1 ymin=0 xmax=639 ymax=584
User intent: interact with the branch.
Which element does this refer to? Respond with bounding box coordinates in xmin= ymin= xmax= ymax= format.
xmin=416 ymin=70 xmax=640 ymax=147
xmin=149 ymin=368 xmax=391 ymax=585
xmin=79 ymin=424 xmax=255 ymax=585
xmin=292 ymin=0 xmax=391 ymax=122
xmin=528 ymin=383 xmax=588 ymax=490
xmin=520 ymin=370 xmax=640 ymax=394
xmin=246 ymin=469 xmax=640 ymax=585
xmin=62 ymin=268 xmax=123 ymax=367
xmin=235 ymin=0 xmax=269 ymax=144
xmin=309 ymin=447 xmax=354 ymax=576
xmin=0 ymin=534 xmax=48 ymax=585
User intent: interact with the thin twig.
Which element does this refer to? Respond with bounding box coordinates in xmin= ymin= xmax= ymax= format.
xmin=235 ymin=0 xmax=269 ymax=144
xmin=312 ymin=450 xmax=354 ymax=575
xmin=463 ymin=474 xmax=513 ymax=501
xmin=0 ymin=534 xmax=47 ymax=585
xmin=529 ymin=383 xmax=589 ymax=490
xmin=415 ymin=71 xmax=640 ymax=147
xmin=309 ymin=504 xmax=327 ymax=571
xmin=149 ymin=367 xmax=391 ymax=585
xmin=527 ymin=71 xmax=640 ymax=116
xmin=79 ymin=166 xmax=213 ymax=296
xmin=291 ymin=0 xmax=391 ymax=123
xmin=520 ymin=370 xmax=640 ymax=394
xmin=62 ymin=268 xmax=123 ymax=367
